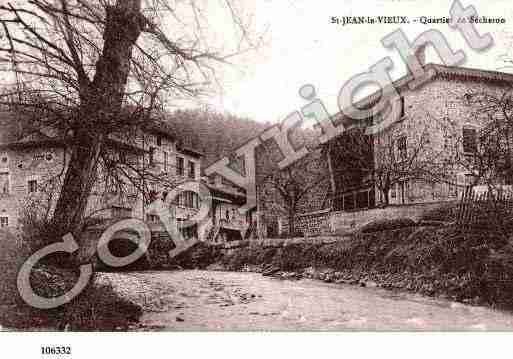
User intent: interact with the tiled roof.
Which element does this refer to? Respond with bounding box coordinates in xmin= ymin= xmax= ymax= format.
xmin=0 ymin=111 xmax=203 ymax=156
xmin=333 ymin=63 xmax=513 ymax=126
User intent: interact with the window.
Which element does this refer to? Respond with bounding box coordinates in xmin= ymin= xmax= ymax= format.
xmin=343 ymin=193 xmax=355 ymax=211
xmin=146 ymin=214 xmax=159 ymax=223
xmin=163 ymin=152 xmax=168 ymax=172
xmin=28 ymin=180 xmax=38 ymax=193
xmin=179 ymin=222 xmax=197 ymax=240
xmin=174 ymin=191 xmax=200 ymax=209
xmin=0 ymin=216 xmax=8 ymax=228
xmin=112 ymin=206 xmax=131 ymax=219
xmin=177 ymin=157 xmax=184 ymax=176
xmin=188 ymin=161 xmax=196 ymax=179
xmin=462 ymin=128 xmax=477 ymax=153
xmin=391 ymin=184 xmax=397 ymax=199
xmin=118 ymin=151 xmax=126 ymax=163
xmin=397 ymin=136 xmax=407 ymax=160
xmin=388 ymin=140 xmax=395 ymax=162
xmin=1 ymin=155 xmax=8 ymax=166
xmin=149 ymin=147 xmax=156 ymax=166
xmin=156 ymin=136 xmax=162 ymax=147
xmin=0 ymin=172 xmax=9 ymax=194
xmin=399 ymin=96 xmax=405 ymax=119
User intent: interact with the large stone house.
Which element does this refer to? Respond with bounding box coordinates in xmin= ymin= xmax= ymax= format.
xmin=0 ymin=113 xmax=251 ymax=243
xmin=329 ymin=51 xmax=513 ymax=209
xmin=256 ymin=49 xmax=513 ymax=236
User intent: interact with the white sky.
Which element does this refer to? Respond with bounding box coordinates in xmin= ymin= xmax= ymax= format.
xmin=202 ymin=0 xmax=513 ymax=124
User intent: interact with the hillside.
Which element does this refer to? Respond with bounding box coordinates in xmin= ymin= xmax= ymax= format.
xmin=164 ymin=108 xmax=321 ymax=167
xmin=163 ymin=109 xmax=271 ymax=166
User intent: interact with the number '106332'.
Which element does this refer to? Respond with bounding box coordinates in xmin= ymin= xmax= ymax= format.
xmin=41 ymin=346 xmax=71 ymax=355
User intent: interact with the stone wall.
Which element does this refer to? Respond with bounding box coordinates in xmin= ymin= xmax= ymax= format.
xmin=281 ymin=209 xmax=331 ymax=236
xmin=213 ymin=235 xmax=347 ymax=256
xmin=329 ymin=201 xmax=448 ymax=233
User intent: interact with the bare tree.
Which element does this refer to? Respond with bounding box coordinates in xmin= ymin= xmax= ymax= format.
xmin=0 ymin=0 xmax=261 ymax=238
xmin=373 ymin=124 xmax=450 ymax=206
xmin=326 ymin=112 xmax=458 ymax=208
xmin=261 ymin=148 xmax=328 ymax=235
xmin=459 ymin=90 xmax=513 ymax=186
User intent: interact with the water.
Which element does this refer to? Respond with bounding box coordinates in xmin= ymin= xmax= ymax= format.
xmin=98 ymin=270 xmax=513 ymax=331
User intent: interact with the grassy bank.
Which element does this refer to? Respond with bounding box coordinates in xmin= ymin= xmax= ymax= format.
xmin=215 ymin=225 xmax=513 ymax=309
xmin=0 ymin=230 xmax=142 ymax=331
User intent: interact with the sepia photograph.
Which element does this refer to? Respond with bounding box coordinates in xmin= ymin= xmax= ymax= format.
xmin=1 ymin=0 xmax=513 ymax=356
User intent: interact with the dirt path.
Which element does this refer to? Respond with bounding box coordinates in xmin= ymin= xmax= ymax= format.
xmin=98 ymin=270 xmax=513 ymax=331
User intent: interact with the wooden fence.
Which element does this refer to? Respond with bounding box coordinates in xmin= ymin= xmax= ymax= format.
xmin=457 ymin=187 xmax=513 ymax=230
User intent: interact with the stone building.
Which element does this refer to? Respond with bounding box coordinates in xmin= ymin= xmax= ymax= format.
xmin=255 ymin=49 xmax=513 ymax=236
xmin=328 ymin=49 xmax=513 ymax=209
xmin=326 ymin=49 xmax=513 ymax=231
xmin=203 ymin=173 xmax=251 ymax=242
xmin=0 ymin=113 xmax=205 ymax=234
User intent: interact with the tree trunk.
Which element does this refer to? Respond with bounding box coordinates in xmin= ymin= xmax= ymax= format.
xmin=52 ymin=0 xmax=145 ymax=238
xmin=288 ymin=208 xmax=296 ymax=236
xmin=51 ymin=129 xmax=104 ymax=237
xmin=382 ymin=187 xmax=390 ymax=207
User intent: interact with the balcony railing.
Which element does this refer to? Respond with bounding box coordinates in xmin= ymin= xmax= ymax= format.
xmin=218 ymin=218 xmax=246 ymax=230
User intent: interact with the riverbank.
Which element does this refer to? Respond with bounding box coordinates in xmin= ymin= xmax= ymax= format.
xmin=207 ymin=225 xmax=513 ymax=310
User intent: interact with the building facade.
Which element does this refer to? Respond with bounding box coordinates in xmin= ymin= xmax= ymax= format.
xmin=327 ymin=55 xmax=513 ymax=213
xmin=0 ymin=116 xmax=206 ymax=236
xmin=254 ymin=51 xmax=513 ymax=236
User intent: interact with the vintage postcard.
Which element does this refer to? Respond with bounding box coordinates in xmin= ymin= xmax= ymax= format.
xmin=1 ymin=0 xmax=513 ymax=357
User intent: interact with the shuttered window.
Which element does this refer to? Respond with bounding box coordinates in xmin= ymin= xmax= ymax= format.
xmin=0 ymin=172 xmax=9 ymax=194
xmin=462 ymin=128 xmax=477 ymax=153
xmin=188 ymin=161 xmax=196 ymax=179
xmin=397 ymin=136 xmax=407 ymax=160
xmin=177 ymin=157 xmax=184 ymax=176
xmin=28 ymin=180 xmax=38 ymax=193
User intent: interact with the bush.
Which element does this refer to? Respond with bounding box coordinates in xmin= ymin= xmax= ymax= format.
xmin=358 ymin=218 xmax=416 ymax=234
xmin=97 ymin=232 xmax=150 ymax=271
xmin=172 ymin=241 xmax=222 ymax=269
xmin=221 ymin=246 xmax=278 ymax=271
xmin=0 ymin=230 xmax=143 ymax=330
xmin=271 ymin=244 xmax=320 ymax=271
xmin=419 ymin=202 xmax=459 ymax=222
xmin=0 ymin=230 xmax=30 ymax=305
xmin=17 ymin=197 xmax=76 ymax=267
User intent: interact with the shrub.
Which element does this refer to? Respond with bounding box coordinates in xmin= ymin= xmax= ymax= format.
xmin=0 ymin=230 xmax=29 ymax=306
xmin=419 ymin=202 xmax=459 ymax=222
xmin=97 ymin=231 xmax=150 ymax=271
xmin=172 ymin=241 xmax=222 ymax=269
xmin=0 ymin=229 xmax=143 ymax=330
xmin=358 ymin=218 xmax=416 ymax=234
xmin=271 ymin=244 xmax=320 ymax=271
